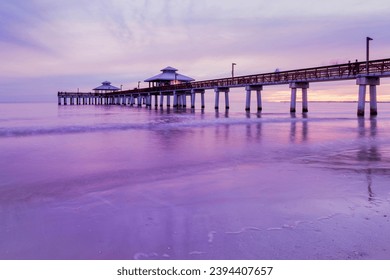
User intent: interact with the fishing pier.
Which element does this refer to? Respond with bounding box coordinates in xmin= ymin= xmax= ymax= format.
xmin=58 ymin=58 xmax=390 ymax=116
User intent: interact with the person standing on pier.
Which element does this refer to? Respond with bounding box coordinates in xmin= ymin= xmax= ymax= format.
xmin=353 ymin=59 xmax=359 ymax=75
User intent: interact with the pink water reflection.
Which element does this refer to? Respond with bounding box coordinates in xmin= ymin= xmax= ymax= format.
xmin=1 ymin=103 xmax=390 ymax=259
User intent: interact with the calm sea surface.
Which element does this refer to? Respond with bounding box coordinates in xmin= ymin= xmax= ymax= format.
xmin=1 ymin=101 xmax=390 ymax=259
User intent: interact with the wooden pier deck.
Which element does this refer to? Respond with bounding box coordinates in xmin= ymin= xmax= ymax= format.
xmin=58 ymin=58 xmax=390 ymax=116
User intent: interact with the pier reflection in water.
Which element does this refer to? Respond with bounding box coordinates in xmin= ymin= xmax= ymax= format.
xmin=357 ymin=117 xmax=381 ymax=202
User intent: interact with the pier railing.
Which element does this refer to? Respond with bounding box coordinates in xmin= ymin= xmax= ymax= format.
xmin=113 ymin=58 xmax=390 ymax=94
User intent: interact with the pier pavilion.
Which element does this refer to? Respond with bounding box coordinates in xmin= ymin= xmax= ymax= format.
xmin=93 ymin=81 xmax=120 ymax=93
xmin=144 ymin=66 xmax=194 ymax=87
xmin=143 ymin=66 xmax=195 ymax=108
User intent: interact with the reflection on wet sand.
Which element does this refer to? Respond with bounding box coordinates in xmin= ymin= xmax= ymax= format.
xmin=289 ymin=113 xmax=308 ymax=143
xmin=357 ymin=117 xmax=381 ymax=202
xmin=302 ymin=116 xmax=388 ymax=202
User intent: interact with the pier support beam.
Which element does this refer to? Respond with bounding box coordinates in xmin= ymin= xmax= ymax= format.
xmin=225 ymin=91 xmax=230 ymax=109
xmin=191 ymin=89 xmax=205 ymax=109
xmin=182 ymin=94 xmax=187 ymax=108
xmin=302 ymin=88 xmax=308 ymax=113
xmin=356 ymin=76 xmax=380 ymax=116
xmin=245 ymin=85 xmax=263 ymax=111
xmin=173 ymin=91 xmax=178 ymax=108
xmin=154 ymin=94 xmax=158 ymax=108
xmin=167 ymin=94 xmax=171 ymax=107
xmin=214 ymin=87 xmax=229 ymax=110
xmin=245 ymin=89 xmax=251 ymax=111
xmin=214 ymin=88 xmax=220 ymax=109
xmin=173 ymin=91 xmax=187 ymax=108
xmin=177 ymin=94 xmax=182 ymax=107
xmin=191 ymin=90 xmax=196 ymax=109
xmin=256 ymin=89 xmax=262 ymax=111
xmin=370 ymin=85 xmax=377 ymax=115
xmin=290 ymin=88 xmax=297 ymax=113
xmin=289 ymin=82 xmax=309 ymax=113
xmin=159 ymin=92 xmax=164 ymax=107
xmin=147 ymin=94 xmax=152 ymax=108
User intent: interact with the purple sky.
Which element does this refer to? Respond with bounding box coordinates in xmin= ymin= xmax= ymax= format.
xmin=1 ymin=0 xmax=390 ymax=102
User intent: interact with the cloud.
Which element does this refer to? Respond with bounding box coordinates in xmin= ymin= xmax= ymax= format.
xmin=1 ymin=0 xmax=390 ymax=102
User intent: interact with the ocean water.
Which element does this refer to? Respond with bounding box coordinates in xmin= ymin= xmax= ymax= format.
xmin=0 ymin=101 xmax=390 ymax=260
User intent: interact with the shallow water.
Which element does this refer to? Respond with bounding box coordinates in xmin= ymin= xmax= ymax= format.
xmin=0 ymin=102 xmax=390 ymax=259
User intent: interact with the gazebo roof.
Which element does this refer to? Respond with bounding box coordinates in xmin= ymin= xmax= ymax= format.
xmin=161 ymin=66 xmax=178 ymax=72
xmin=144 ymin=66 xmax=194 ymax=82
xmin=93 ymin=81 xmax=120 ymax=91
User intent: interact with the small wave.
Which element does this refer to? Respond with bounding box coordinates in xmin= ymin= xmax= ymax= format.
xmin=317 ymin=213 xmax=341 ymax=221
xmin=189 ymin=251 xmax=206 ymax=255
xmin=133 ymin=252 xmax=159 ymax=260
xmin=0 ymin=123 xmax=152 ymax=137
xmin=0 ymin=111 xmax=365 ymax=138
xmin=226 ymin=226 xmax=262 ymax=234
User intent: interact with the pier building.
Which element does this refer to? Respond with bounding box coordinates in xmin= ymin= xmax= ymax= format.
xmin=93 ymin=81 xmax=120 ymax=93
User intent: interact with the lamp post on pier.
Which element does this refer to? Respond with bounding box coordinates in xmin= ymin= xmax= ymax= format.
xmin=232 ymin=63 xmax=236 ymax=78
xmin=366 ymin=36 xmax=373 ymax=74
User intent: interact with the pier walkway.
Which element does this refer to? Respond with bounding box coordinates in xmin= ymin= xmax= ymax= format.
xmin=58 ymin=58 xmax=390 ymax=116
